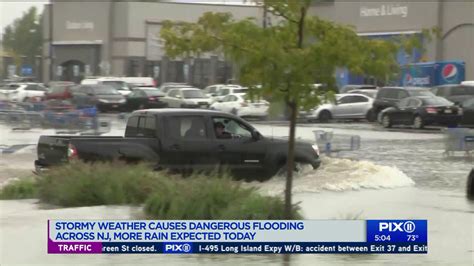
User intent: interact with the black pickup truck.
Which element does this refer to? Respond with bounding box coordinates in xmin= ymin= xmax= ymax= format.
xmin=35 ymin=109 xmax=321 ymax=181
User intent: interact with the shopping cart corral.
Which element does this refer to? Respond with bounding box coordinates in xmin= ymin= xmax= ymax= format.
xmin=313 ymin=130 xmax=361 ymax=156
xmin=443 ymin=128 xmax=474 ymax=158
xmin=0 ymin=100 xmax=111 ymax=135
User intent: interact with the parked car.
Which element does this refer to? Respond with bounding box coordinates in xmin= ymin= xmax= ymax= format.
xmin=304 ymin=93 xmax=374 ymax=122
xmin=35 ymin=109 xmax=321 ymax=181
xmin=460 ymin=97 xmax=474 ymax=126
xmin=158 ymin=83 xmax=191 ymax=94
xmin=44 ymin=82 xmax=76 ymax=100
xmin=120 ymin=77 xmax=156 ymax=88
xmin=347 ymin=89 xmax=377 ymax=99
xmin=0 ymin=83 xmax=20 ymax=100
xmin=125 ymin=87 xmax=167 ymax=111
xmin=72 ymin=84 xmax=126 ymax=112
xmin=379 ymin=96 xmax=461 ymax=129
xmin=210 ymin=93 xmax=269 ymax=119
xmin=431 ymin=84 xmax=474 ymax=104
xmin=162 ymin=88 xmax=212 ymax=108
xmin=203 ymin=84 xmax=243 ymax=97
xmin=81 ymin=77 xmax=132 ymax=96
xmin=340 ymin=84 xmax=377 ymax=93
xmin=203 ymin=84 xmax=223 ymax=97
xmin=4 ymin=83 xmax=48 ymax=102
xmin=373 ymin=87 xmax=435 ymax=118
xmin=211 ymin=85 xmax=247 ymax=103
xmin=461 ymin=81 xmax=474 ymax=86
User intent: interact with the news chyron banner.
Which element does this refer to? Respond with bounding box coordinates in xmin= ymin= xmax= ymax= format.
xmin=48 ymin=220 xmax=427 ymax=254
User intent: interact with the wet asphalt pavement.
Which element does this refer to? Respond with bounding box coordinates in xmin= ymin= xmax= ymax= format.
xmin=1 ymin=116 xmax=473 ymax=265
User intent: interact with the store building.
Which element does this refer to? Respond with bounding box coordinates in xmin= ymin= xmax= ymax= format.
xmin=42 ymin=1 xmax=262 ymax=87
xmin=42 ymin=1 xmax=473 ymax=86
xmin=309 ymin=1 xmax=474 ymax=85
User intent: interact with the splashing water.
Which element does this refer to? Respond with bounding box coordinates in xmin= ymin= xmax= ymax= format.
xmin=252 ymin=157 xmax=415 ymax=196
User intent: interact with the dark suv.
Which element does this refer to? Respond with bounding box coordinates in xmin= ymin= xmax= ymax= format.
xmin=373 ymin=87 xmax=435 ymax=117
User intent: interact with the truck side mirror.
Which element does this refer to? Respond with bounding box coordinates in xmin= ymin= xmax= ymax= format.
xmin=251 ymin=130 xmax=260 ymax=141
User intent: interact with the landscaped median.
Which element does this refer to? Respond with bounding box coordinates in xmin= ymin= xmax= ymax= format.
xmin=0 ymin=161 xmax=301 ymax=219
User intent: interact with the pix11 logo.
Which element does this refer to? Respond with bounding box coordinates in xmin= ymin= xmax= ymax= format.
xmin=379 ymin=221 xmax=416 ymax=233
xmin=441 ymin=63 xmax=458 ymax=83
xmin=164 ymin=243 xmax=192 ymax=253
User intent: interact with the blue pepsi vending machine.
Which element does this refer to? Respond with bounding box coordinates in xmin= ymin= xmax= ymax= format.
xmin=400 ymin=61 xmax=465 ymax=87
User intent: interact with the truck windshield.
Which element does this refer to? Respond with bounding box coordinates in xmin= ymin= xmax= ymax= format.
xmin=182 ymin=90 xmax=206 ymax=98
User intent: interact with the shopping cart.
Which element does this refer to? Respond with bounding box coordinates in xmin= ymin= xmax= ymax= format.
xmin=443 ymin=128 xmax=474 ymax=158
xmin=313 ymin=130 xmax=361 ymax=156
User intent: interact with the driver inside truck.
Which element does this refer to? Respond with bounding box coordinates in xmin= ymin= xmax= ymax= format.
xmin=214 ymin=122 xmax=232 ymax=139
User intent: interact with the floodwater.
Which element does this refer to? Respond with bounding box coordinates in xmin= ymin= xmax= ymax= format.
xmin=1 ymin=118 xmax=473 ymax=265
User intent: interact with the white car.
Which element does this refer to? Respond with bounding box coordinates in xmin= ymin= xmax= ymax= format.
xmin=347 ymin=89 xmax=377 ymax=98
xmin=120 ymin=77 xmax=155 ymax=88
xmin=81 ymin=77 xmax=132 ymax=96
xmin=162 ymin=88 xmax=212 ymax=108
xmin=210 ymin=85 xmax=247 ymax=103
xmin=304 ymin=93 xmax=374 ymax=122
xmin=2 ymin=83 xmax=48 ymax=102
xmin=203 ymin=84 xmax=243 ymax=97
xmin=210 ymin=93 xmax=269 ymax=118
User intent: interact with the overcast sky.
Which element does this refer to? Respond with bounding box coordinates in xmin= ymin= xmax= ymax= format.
xmin=0 ymin=1 xmax=49 ymax=36
xmin=0 ymin=0 xmax=250 ymax=37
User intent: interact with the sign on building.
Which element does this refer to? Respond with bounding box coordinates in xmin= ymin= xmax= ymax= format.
xmin=360 ymin=4 xmax=408 ymax=18
xmin=66 ymin=21 xmax=94 ymax=30
xmin=21 ymin=66 xmax=33 ymax=76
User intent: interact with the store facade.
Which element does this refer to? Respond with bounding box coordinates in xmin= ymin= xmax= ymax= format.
xmin=42 ymin=1 xmax=473 ymax=86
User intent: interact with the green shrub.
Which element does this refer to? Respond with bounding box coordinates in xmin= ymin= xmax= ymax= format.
xmin=0 ymin=178 xmax=38 ymax=199
xmin=218 ymin=194 xmax=302 ymax=220
xmin=36 ymin=161 xmax=164 ymax=207
xmin=2 ymin=161 xmax=302 ymax=219
xmin=144 ymin=174 xmax=301 ymax=220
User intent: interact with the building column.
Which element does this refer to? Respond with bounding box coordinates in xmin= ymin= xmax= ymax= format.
xmin=161 ymin=56 xmax=169 ymax=83
xmin=209 ymin=55 xmax=218 ymax=85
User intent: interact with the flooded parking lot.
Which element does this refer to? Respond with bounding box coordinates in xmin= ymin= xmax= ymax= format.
xmin=1 ymin=117 xmax=473 ymax=265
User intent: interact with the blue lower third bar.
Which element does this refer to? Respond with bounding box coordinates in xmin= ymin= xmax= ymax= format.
xmin=100 ymin=242 xmax=428 ymax=254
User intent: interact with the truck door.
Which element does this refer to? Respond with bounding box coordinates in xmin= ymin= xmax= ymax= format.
xmin=210 ymin=116 xmax=267 ymax=173
xmin=160 ymin=115 xmax=216 ymax=170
